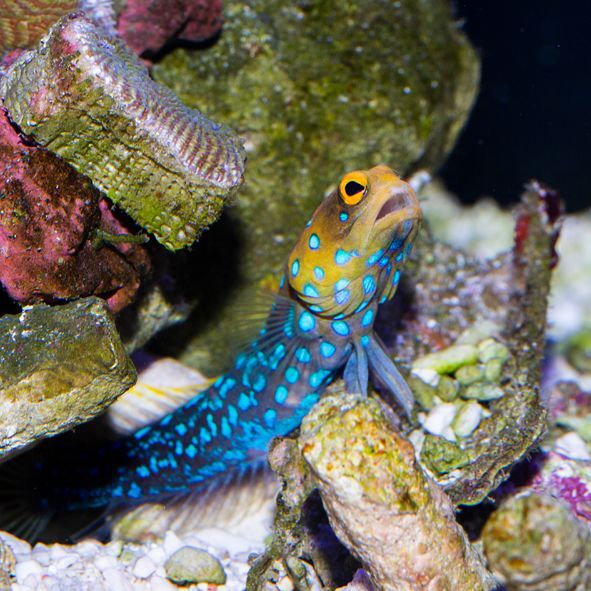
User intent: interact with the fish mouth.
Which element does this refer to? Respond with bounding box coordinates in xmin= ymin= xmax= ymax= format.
xmin=375 ymin=189 xmax=421 ymax=222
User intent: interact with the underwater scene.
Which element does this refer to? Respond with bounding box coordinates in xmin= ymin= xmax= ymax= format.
xmin=0 ymin=1 xmax=589 ymax=590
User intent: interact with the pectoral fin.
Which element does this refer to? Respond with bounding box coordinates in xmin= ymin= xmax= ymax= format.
xmin=343 ymin=341 xmax=369 ymax=396
xmin=365 ymin=333 xmax=414 ymax=416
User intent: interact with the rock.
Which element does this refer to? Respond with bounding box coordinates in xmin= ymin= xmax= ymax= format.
xmin=0 ymin=108 xmax=150 ymax=313
xmin=299 ymin=393 xmax=495 ymax=591
xmin=164 ymin=546 xmax=226 ymax=585
xmin=482 ymin=493 xmax=591 ymax=591
xmin=0 ymin=297 xmax=136 ymax=459
xmin=152 ymin=0 xmax=480 ymax=373
xmin=0 ymin=14 xmax=245 ymax=250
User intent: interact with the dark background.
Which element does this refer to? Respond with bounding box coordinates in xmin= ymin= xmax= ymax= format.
xmin=441 ymin=2 xmax=591 ymax=211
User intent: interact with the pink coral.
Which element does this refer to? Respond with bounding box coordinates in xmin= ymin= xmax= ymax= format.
xmin=0 ymin=108 xmax=150 ymax=312
xmin=115 ymin=0 xmax=223 ymax=55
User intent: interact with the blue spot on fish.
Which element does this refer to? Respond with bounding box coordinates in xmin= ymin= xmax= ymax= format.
xmin=335 ymin=289 xmax=350 ymax=304
xmin=309 ymin=233 xmax=320 ymax=249
xmin=360 ymin=334 xmax=370 ymax=347
xmin=186 ymin=444 xmax=197 ymax=459
xmin=335 ymin=278 xmax=350 ymax=291
xmin=291 ymin=259 xmax=300 ymax=277
xmin=396 ymin=252 xmax=404 ymax=263
xmin=335 ymin=249 xmax=351 ymax=265
xmin=136 ymin=466 xmax=150 ymax=478
xmin=363 ymin=275 xmax=375 ymax=294
xmin=354 ymin=300 xmax=369 ymax=313
xmin=227 ymin=404 xmax=238 ymax=426
xmin=264 ymin=408 xmax=277 ymax=428
xmin=280 ymin=274 xmax=286 ymax=288
xmin=367 ymin=249 xmax=383 ymax=265
xmin=362 ymin=309 xmax=374 ymax=327
xmin=298 ymin=310 xmax=316 ymax=332
xmin=219 ymin=377 xmax=236 ymax=398
xmin=238 ymin=392 xmax=251 ymax=411
xmin=320 ymin=341 xmax=336 ymax=358
xmin=314 ymin=266 xmax=325 ymax=280
xmin=393 ymin=269 xmax=401 ymax=284
xmin=339 ymin=211 xmax=349 ymax=222
xmin=332 ymin=320 xmax=350 ymax=336
xmin=275 ymin=385 xmax=289 ymax=404
xmin=309 ymin=369 xmax=329 ymax=388
xmin=296 ymin=347 xmax=312 ymax=363
xmin=200 ymin=427 xmax=211 ymax=444
xmin=304 ymin=283 xmax=319 ymax=297
xmin=253 ymin=372 xmax=267 ymax=392
xmin=221 ymin=417 xmax=232 ymax=438
xmin=309 ymin=304 xmax=324 ymax=313
xmin=379 ymin=256 xmax=389 ymax=267
xmin=285 ymin=366 xmax=299 ymax=384
xmin=175 ymin=423 xmax=188 ymax=436
xmin=206 ymin=414 xmax=218 ymax=437
xmin=128 ymin=482 xmax=142 ymax=498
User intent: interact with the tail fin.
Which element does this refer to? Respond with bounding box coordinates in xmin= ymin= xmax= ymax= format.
xmin=0 ymin=456 xmax=54 ymax=542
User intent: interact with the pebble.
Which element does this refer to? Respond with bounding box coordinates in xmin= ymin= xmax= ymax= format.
xmin=452 ymin=401 xmax=483 ymax=438
xmin=5 ymin=520 xmax=267 ymax=591
xmin=455 ymin=364 xmax=484 ymax=386
xmin=411 ymin=367 xmax=440 ymax=387
xmin=436 ymin=375 xmax=460 ymax=402
xmin=133 ymin=555 xmax=157 ymax=579
xmin=15 ymin=559 xmax=43 ymax=581
xmin=103 ymin=566 xmax=135 ymax=590
xmin=165 ymin=546 xmax=227 ymax=585
xmin=422 ymin=403 xmax=458 ymax=438
xmin=413 ymin=345 xmax=479 ymax=374
xmin=462 ymin=383 xmax=504 ymax=401
xmin=477 ymin=338 xmax=509 ymax=363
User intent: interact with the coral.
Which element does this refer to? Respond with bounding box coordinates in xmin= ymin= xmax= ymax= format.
xmin=0 ymin=14 xmax=245 ymax=250
xmin=0 ymin=0 xmax=221 ymax=57
xmin=0 ymin=297 xmax=136 ymax=460
xmin=0 ymin=108 xmax=150 ymax=312
xmin=151 ymin=0 xmax=481 ymax=373
xmin=298 ymin=393 xmax=495 ymax=591
xmin=98 ymin=0 xmax=223 ymax=55
xmin=482 ymin=493 xmax=591 ymax=591
xmin=0 ymin=0 xmax=77 ymax=52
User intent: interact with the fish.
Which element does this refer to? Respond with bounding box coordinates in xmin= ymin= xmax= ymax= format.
xmin=0 ymin=164 xmax=422 ymax=539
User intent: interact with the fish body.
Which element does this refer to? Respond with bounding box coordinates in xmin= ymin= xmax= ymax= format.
xmin=2 ymin=165 xmax=422 ymax=527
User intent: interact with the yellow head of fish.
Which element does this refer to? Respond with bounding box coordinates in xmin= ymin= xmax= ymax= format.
xmin=287 ymin=164 xmax=422 ymax=319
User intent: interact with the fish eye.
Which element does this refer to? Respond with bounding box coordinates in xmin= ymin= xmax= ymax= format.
xmin=338 ymin=171 xmax=368 ymax=206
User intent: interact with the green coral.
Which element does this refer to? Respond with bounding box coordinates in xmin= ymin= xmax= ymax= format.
xmin=0 ymin=16 xmax=244 ymax=251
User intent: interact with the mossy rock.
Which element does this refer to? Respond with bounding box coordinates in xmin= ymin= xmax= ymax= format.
xmin=152 ymin=0 xmax=480 ymax=373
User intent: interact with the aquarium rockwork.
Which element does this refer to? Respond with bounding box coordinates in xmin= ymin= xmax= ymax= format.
xmin=0 ymin=2 xmax=589 ymax=591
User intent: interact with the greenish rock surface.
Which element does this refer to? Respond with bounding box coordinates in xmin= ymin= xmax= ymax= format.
xmin=482 ymin=493 xmax=591 ymax=591
xmin=0 ymin=297 xmax=136 ymax=460
xmin=164 ymin=546 xmax=226 ymax=585
xmin=0 ymin=14 xmax=245 ymax=251
xmin=152 ymin=0 xmax=480 ymax=373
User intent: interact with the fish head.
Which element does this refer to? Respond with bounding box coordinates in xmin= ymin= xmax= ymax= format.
xmin=287 ymin=164 xmax=422 ymax=319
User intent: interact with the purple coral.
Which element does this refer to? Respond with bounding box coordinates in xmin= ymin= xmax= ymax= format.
xmin=0 ymin=108 xmax=150 ymax=313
